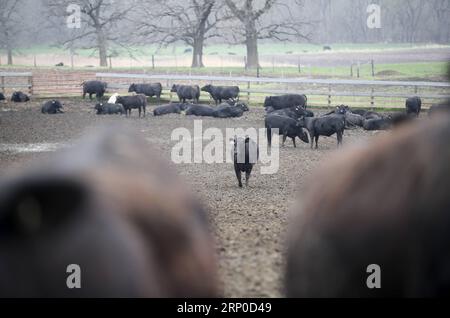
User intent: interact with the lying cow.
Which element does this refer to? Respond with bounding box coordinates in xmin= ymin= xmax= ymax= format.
xmin=264 ymin=94 xmax=307 ymax=110
xmin=231 ymin=136 xmax=259 ymax=188
xmin=95 ymin=103 xmax=125 ymax=115
xmin=116 ymin=95 xmax=147 ymax=118
xmin=11 ymin=91 xmax=30 ymax=103
xmin=265 ymin=115 xmax=309 ymax=148
xmin=201 ymin=85 xmax=240 ymax=105
xmin=0 ymin=127 xmax=218 ymax=297
xmin=185 ymin=104 xmax=216 ymax=117
xmin=299 ymin=115 xmax=346 ymax=149
xmin=363 ymin=118 xmax=392 ymax=131
xmin=171 ymin=85 xmax=200 ymax=104
xmin=82 ymin=81 xmax=107 ymax=100
xmin=268 ymin=106 xmax=314 ymax=119
xmin=129 ymin=83 xmax=163 ymax=102
xmin=41 ymin=100 xmax=64 ymax=114
xmin=213 ymin=103 xmax=249 ymax=118
xmin=286 ymin=116 xmax=450 ymax=297
xmin=406 ymin=96 xmax=422 ymax=117
xmin=153 ymin=103 xmax=188 ymax=116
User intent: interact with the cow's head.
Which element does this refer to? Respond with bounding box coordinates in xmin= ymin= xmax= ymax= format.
xmin=128 ymin=84 xmax=136 ymax=93
xmin=170 ymin=85 xmax=179 ymax=93
xmin=201 ymin=85 xmax=212 ymax=93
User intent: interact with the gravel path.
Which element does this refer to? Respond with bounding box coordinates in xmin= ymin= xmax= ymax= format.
xmin=0 ymin=99 xmax=383 ymax=297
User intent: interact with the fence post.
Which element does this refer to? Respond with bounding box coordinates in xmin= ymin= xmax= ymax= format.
xmin=1 ymin=75 xmax=4 ymax=93
xmin=414 ymin=86 xmax=418 ymax=94
xmin=28 ymin=74 xmax=33 ymax=95
xmin=370 ymin=88 xmax=375 ymax=109
xmin=371 ymin=60 xmax=375 ymax=77
xmin=357 ymin=62 xmax=360 ymax=78
xmin=247 ymin=81 xmax=250 ymax=103
xmin=350 ymin=64 xmax=353 ymax=77
xmin=34 ymin=55 xmax=37 ymax=68
xmin=328 ymin=85 xmax=332 ymax=108
xmin=152 ymin=55 xmax=155 ymax=70
xmin=298 ymin=59 xmax=301 ymax=74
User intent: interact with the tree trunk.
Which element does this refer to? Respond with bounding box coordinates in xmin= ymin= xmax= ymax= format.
xmin=245 ymin=34 xmax=259 ymax=69
xmin=191 ymin=37 xmax=205 ymax=68
xmin=7 ymin=48 xmax=13 ymax=65
xmin=97 ymin=29 xmax=108 ymax=67
xmin=245 ymin=19 xmax=259 ymax=69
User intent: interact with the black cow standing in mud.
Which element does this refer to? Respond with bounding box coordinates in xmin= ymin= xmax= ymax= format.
xmin=129 ymin=83 xmax=163 ymax=102
xmin=82 ymin=81 xmax=107 ymax=100
xmin=231 ymin=136 xmax=259 ymax=188
xmin=41 ymin=100 xmax=64 ymax=114
xmin=171 ymin=85 xmax=200 ymax=103
xmin=265 ymin=115 xmax=310 ymax=148
xmin=406 ymin=96 xmax=422 ymax=117
xmin=299 ymin=115 xmax=346 ymax=149
xmin=116 ymin=95 xmax=147 ymax=118
xmin=201 ymin=85 xmax=240 ymax=105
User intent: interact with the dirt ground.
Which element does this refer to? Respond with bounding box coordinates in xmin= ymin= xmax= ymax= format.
xmin=0 ymin=99 xmax=387 ymax=297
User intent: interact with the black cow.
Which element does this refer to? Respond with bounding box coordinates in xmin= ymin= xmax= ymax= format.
xmin=201 ymin=85 xmax=240 ymax=105
xmin=265 ymin=115 xmax=309 ymax=148
xmin=269 ymin=106 xmax=314 ymax=119
xmin=363 ymin=118 xmax=392 ymax=131
xmin=351 ymin=109 xmax=383 ymax=120
xmin=153 ymin=103 xmax=188 ymax=116
xmin=82 ymin=81 xmax=107 ymax=100
xmin=11 ymin=91 xmax=30 ymax=103
xmin=323 ymin=105 xmax=349 ymax=116
xmin=171 ymin=85 xmax=200 ymax=104
xmin=213 ymin=103 xmax=249 ymax=118
xmin=41 ymin=100 xmax=64 ymax=114
xmin=406 ymin=96 xmax=422 ymax=117
xmin=128 ymin=83 xmax=163 ymax=102
xmin=0 ymin=93 xmax=5 ymax=101
xmin=185 ymin=104 xmax=216 ymax=117
xmin=231 ymin=136 xmax=259 ymax=188
xmin=116 ymin=95 xmax=147 ymax=118
xmin=0 ymin=127 xmax=218 ymax=297
xmin=286 ymin=116 xmax=450 ymax=298
xmin=299 ymin=115 xmax=346 ymax=149
xmin=264 ymin=94 xmax=308 ymax=110
xmin=95 ymin=103 xmax=125 ymax=115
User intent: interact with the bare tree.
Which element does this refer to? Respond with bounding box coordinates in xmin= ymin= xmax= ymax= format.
xmin=0 ymin=0 xmax=23 ymax=65
xmin=136 ymin=0 xmax=225 ymax=68
xmin=45 ymin=0 xmax=136 ymax=67
xmin=224 ymin=0 xmax=311 ymax=69
xmin=430 ymin=0 xmax=450 ymax=43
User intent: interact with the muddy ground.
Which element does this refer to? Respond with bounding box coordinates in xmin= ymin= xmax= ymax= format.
xmin=0 ymin=99 xmax=389 ymax=297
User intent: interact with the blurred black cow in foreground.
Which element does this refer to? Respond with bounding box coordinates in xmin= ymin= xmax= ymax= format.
xmin=201 ymin=85 xmax=240 ymax=105
xmin=231 ymin=136 xmax=259 ymax=188
xmin=11 ymin=91 xmax=30 ymax=103
xmin=41 ymin=100 xmax=64 ymax=114
xmin=82 ymin=81 xmax=107 ymax=100
xmin=0 ymin=127 xmax=218 ymax=298
xmin=129 ymin=83 xmax=163 ymax=102
xmin=286 ymin=116 xmax=450 ymax=297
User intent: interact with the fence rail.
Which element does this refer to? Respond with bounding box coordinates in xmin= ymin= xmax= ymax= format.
xmin=0 ymin=72 xmax=33 ymax=94
xmin=96 ymin=72 xmax=450 ymax=108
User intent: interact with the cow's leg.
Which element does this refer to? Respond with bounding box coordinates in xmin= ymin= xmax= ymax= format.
xmin=83 ymin=92 xmax=86 ymax=99
xmin=245 ymin=166 xmax=254 ymax=187
xmin=310 ymin=134 xmax=315 ymax=149
xmin=292 ymin=138 xmax=297 ymax=148
xmin=282 ymin=134 xmax=288 ymax=147
xmin=89 ymin=93 xmax=93 ymax=100
xmin=235 ymin=167 xmax=243 ymax=188
xmin=337 ymin=132 xmax=343 ymax=147
xmin=267 ymin=128 xmax=272 ymax=148
xmin=315 ymin=136 xmax=319 ymax=149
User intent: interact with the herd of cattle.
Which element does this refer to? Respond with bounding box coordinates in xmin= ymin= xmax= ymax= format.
xmin=1 ymin=78 xmax=450 ymax=297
